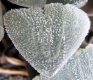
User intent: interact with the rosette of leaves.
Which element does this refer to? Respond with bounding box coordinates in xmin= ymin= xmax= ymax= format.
xmin=4 ymin=3 xmax=90 ymax=77
xmin=33 ymin=44 xmax=93 ymax=80
xmin=7 ymin=0 xmax=88 ymax=8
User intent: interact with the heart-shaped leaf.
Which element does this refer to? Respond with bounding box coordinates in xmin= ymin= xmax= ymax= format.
xmin=4 ymin=3 xmax=90 ymax=77
xmin=33 ymin=44 xmax=93 ymax=80
xmin=7 ymin=0 xmax=88 ymax=8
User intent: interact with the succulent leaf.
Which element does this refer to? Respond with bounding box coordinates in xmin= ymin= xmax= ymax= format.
xmin=4 ymin=3 xmax=90 ymax=77
xmin=47 ymin=0 xmax=88 ymax=8
xmin=0 ymin=26 xmax=4 ymax=41
xmin=0 ymin=1 xmax=4 ymax=41
xmin=7 ymin=0 xmax=46 ymax=7
xmin=33 ymin=44 xmax=93 ymax=80
xmin=7 ymin=0 xmax=88 ymax=8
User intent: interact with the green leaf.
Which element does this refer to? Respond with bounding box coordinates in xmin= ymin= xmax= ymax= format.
xmin=4 ymin=3 xmax=90 ymax=77
xmin=33 ymin=44 xmax=93 ymax=80
xmin=0 ymin=1 xmax=4 ymax=41
xmin=47 ymin=0 xmax=88 ymax=8
xmin=7 ymin=0 xmax=88 ymax=8
xmin=0 ymin=26 xmax=4 ymax=41
xmin=7 ymin=0 xmax=46 ymax=7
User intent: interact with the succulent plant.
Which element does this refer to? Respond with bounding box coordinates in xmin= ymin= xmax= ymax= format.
xmin=0 ymin=1 xmax=4 ymax=41
xmin=47 ymin=0 xmax=88 ymax=8
xmin=7 ymin=0 xmax=88 ymax=8
xmin=7 ymin=0 xmax=46 ymax=7
xmin=33 ymin=44 xmax=93 ymax=80
xmin=0 ymin=26 xmax=4 ymax=41
xmin=4 ymin=3 xmax=90 ymax=77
